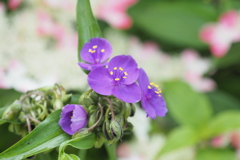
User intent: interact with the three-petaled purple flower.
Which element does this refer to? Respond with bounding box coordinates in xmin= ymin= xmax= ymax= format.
xmin=58 ymin=104 xmax=88 ymax=135
xmin=138 ymin=68 xmax=168 ymax=119
xmin=78 ymin=37 xmax=112 ymax=71
xmin=88 ymin=55 xmax=141 ymax=103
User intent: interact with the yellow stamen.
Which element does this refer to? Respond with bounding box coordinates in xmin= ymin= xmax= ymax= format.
xmin=101 ymin=49 xmax=105 ymax=52
xmin=123 ymin=76 xmax=127 ymax=79
xmin=91 ymin=50 xmax=96 ymax=53
xmin=93 ymin=45 xmax=97 ymax=49
xmin=155 ymin=91 xmax=160 ymax=94
xmin=115 ymin=78 xmax=120 ymax=81
xmin=150 ymin=82 xmax=154 ymax=85
xmin=158 ymin=95 xmax=161 ymax=97
xmin=110 ymin=71 xmax=113 ymax=75
xmin=114 ymin=67 xmax=117 ymax=70
xmin=154 ymin=84 xmax=159 ymax=88
xmin=89 ymin=49 xmax=92 ymax=52
xmin=124 ymin=72 xmax=128 ymax=75
xmin=119 ymin=67 xmax=123 ymax=71
xmin=148 ymin=86 xmax=151 ymax=89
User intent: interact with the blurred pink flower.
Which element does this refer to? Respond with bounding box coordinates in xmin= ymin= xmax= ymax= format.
xmin=95 ymin=0 xmax=138 ymax=29
xmin=0 ymin=2 xmax=5 ymax=13
xmin=8 ymin=0 xmax=23 ymax=10
xmin=43 ymin=0 xmax=74 ymax=11
xmin=181 ymin=49 xmax=216 ymax=92
xmin=200 ymin=10 xmax=240 ymax=57
xmin=211 ymin=135 xmax=229 ymax=148
xmin=37 ymin=10 xmax=56 ymax=36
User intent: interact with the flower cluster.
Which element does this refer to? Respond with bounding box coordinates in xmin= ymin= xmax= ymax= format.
xmin=200 ymin=10 xmax=240 ymax=57
xmin=58 ymin=37 xmax=168 ymax=139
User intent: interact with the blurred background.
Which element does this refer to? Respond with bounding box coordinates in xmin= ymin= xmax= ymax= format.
xmin=0 ymin=0 xmax=240 ymax=159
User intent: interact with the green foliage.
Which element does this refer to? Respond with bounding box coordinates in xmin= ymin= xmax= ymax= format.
xmin=196 ymin=148 xmax=238 ymax=160
xmin=59 ymin=133 xmax=95 ymax=160
xmin=76 ymin=0 xmax=102 ymax=61
xmin=0 ymin=110 xmax=70 ymax=160
xmin=163 ymin=81 xmax=212 ymax=129
xmin=156 ymin=126 xmax=199 ymax=157
xmin=129 ymin=1 xmax=217 ymax=48
xmin=204 ymin=111 xmax=240 ymax=138
xmin=156 ymin=81 xmax=240 ymax=158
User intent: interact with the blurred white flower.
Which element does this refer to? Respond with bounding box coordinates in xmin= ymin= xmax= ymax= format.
xmin=105 ymin=29 xmax=216 ymax=92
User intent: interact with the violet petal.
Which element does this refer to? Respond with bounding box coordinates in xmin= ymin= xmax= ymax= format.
xmin=112 ymin=83 xmax=141 ymax=103
xmin=108 ymin=55 xmax=139 ymax=84
xmin=88 ymin=67 xmax=114 ymax=95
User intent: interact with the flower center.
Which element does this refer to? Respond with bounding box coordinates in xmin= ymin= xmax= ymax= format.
xmin=88 ymin=45 xmax=106 ymax=63
xmin=109 ymin=67 xmax=128 ymax=83
xmin=147 ymin=82 xmax=162 ymax=97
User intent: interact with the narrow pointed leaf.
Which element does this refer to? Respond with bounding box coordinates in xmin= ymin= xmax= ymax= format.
xmin=0 ymin=110 xmax=71 ymax=160
xmin=76 ymin=0 xmax=102 ymax=62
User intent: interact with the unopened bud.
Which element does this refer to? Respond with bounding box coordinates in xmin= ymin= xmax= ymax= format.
xmin=103 ymin=121 xmax=114 ymax=140
xmin=79 ymin=94 xmax=94 ymax=107
xmin=62 ymin=94 xmax=72 ymax=104
xmin=123 ymin=122 xmax=133 ymax=135
xmin=52 ymin=99 xmax=63 ymax=110
xmin=88 ymin=112 xmax=98 ymax=127
xmin=94 ymin=133 xmax=106 ymax=148
xmin=89 ymin=91 xmax=99 ymax=102
xmin=2 ymin=100 xmax=21 ymax=120
xmin=110 ymin=120 xmax=123 ymax=139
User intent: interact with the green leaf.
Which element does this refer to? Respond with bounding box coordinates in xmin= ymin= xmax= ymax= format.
xmin=213 ymin=43 xmax=240 ymax=69
xmin=59 ymin=132 xmax=95 ymax=160
xmin=76 ymin=0 xmax=102 ymax=61
xmin=61 ymin=153 xmax=80 ymax=160
xmin=163 ymin=81 xmax=212 ymax=129
xmin=207 ymin=90 xmax=240 ymax=114
xmin=204 ymin=111 xmax=240 ymax=138
xmin=129 ymin=1 xmax=217 ymax=48
xmin=155 ymin=126 xmax=199 ymax=158
xmin=196 ymin=148 xmax=238 ymax=160
xmin=0 ymin=89 xmax=21 ymax=107
xmin=0 ymin=110 xmax=71 ymax=160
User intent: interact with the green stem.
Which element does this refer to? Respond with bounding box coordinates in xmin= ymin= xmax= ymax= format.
xmin=78 ymin=149 xmax=87 ymax=160
xmin=104 ymin=143 xmax=117 ymax=160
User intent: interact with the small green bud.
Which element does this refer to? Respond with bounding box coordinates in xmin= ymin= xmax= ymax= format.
xmin=2 ymin=100 xmax=21 ymax=120
xmin=88 ymin=105 xmax=98 ymax=114
xmin=123 ymin=122 xmax=133 ymax=135
xmin=89 ymin=91 xmax=99 ymax=102
xmin=124 ymin=103 xmax=131 ymax=119
xmin=78 ymin=94 xmax=94 ymax=107
xmin=110 ymin=120 xmax=123 ymax=139
xmin=62 ymin=94 xmax=72 ymax=104
xmin=18 ymin=111 xmax=26 ymax=123
xmin=102 ymin=121 xmax=114 ymax=140
xmin=130 ymin=104 xmax=136 ymax=117
xmin=52 ymin=99 xmax=63 ymax=110
xmin=88 ymin=112 xmax=98 ymax=127
xmin=72 ymin=128 xmax=90 ymax=138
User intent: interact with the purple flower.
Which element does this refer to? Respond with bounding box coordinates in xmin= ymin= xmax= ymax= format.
xmin=138 ymin=68 xmax=168 ymax=119
xmin=58 ymin=104 xmax=88 ymax=135
xmin=78 ymin=37 xmax=112 ymax=71
xmin=88 ymin=55 xmax=141 ymax=103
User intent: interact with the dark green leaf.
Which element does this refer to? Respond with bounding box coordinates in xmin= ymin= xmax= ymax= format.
xmin=207 ymin=90 xmax=240 ymax=114
xmin=163 ymin=81 xmax=212 ymax=129
xmin=76 ymin=0 xmax=102 ymax=61
xmin=0 ymin=110 xmax=71 ymax=160
xmin=129 ymin=1 xmax=217 ymax=48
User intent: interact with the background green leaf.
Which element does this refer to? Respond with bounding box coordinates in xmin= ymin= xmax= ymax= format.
xmin=204 ymin=111 xmax=240 ymax=138
xmin=196 ymin=148 xmax=238 ymax=160
xmin=0 ymin=110 xmax=70 ymax=160
xmin=129 ymin=1 xmax=217 ymax=48
xmin=155 ymin=126 xmax=199 ymax=158
xmin=163 ymin=81 xmax=212 ymax=129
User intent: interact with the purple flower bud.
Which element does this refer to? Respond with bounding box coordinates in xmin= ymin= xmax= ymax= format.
xmin=88 ymin=55 xmax=141 ymax=103
xmin=78 ymin=37 xmax=112 ymax=71
xmin=58 ymin=104 xmax=88 ymax=135
xmin=138 ymin=68 xmax=168 ymax=119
